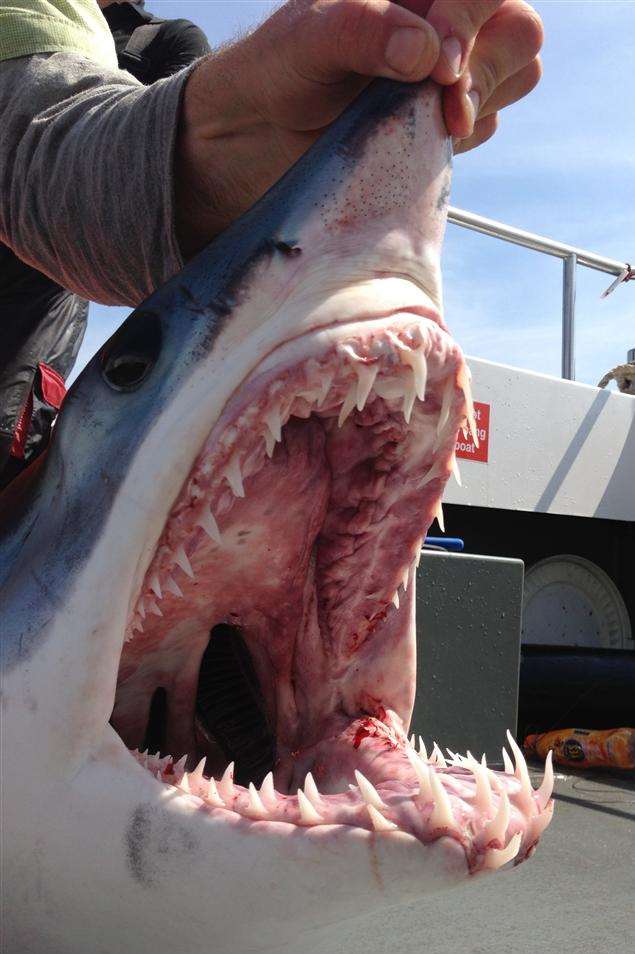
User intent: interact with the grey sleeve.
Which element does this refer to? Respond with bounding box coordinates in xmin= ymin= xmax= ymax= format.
xmin=0 ymin=53 xmax=193 ymax=306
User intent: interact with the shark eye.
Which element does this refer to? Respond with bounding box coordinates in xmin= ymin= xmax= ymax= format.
xmin=101 ymin=309 xmax=162 ymax=392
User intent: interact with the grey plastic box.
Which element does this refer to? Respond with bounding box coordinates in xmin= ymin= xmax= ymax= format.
xmin=412 ymin=551 xmax=524 ymax=764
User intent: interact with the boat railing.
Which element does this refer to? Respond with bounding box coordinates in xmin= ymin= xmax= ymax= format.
xmin=447 ymin=207 xmax=632 ymax=381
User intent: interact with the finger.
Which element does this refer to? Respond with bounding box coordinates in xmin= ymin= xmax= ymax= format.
xmin=477 ymin=56 xmax=542 ymax=117
xmin=453 ymin=112 xmax=499 ymax=155
xmin=278 ymin=0 xmax=441 ymax=84
xmin=424 ymin=0 xmax=505 ymax=84
xmin=443 ymin=0 xmax=543 ymax=138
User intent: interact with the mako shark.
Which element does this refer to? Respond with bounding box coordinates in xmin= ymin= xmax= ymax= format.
xmin=1 ymin=79 xmax=553 ymax=954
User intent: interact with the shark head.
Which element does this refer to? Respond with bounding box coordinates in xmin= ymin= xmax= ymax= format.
xmin=1 ymin=80 xmax=553 ymax=954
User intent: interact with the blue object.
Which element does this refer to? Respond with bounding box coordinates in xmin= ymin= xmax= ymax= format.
xmin=424 ymin=537 xmax=464 ymax=552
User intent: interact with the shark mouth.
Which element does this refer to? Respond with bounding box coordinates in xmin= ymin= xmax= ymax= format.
xmin=110 ymin=311 xmax=553 ymax=875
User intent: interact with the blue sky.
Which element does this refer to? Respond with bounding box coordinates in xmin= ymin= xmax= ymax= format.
xmin=77 ymin=0 xmax=635 ymax=387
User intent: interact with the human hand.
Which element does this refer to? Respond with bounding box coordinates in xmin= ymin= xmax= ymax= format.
xmin=176 ymin=0 xmax=543 ymax=255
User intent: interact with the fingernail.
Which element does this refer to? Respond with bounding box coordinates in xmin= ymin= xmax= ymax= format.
xmin=441 ymin=36 xmax=462 ymax=77
xmin=385 ymin=27 xmax=428 ymax=76
xmin=467 ymin=89 xmax=480 ymax=124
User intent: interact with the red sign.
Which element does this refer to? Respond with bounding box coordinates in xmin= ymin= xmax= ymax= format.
xmin=456 ymin=401 xmax=490 ymax=463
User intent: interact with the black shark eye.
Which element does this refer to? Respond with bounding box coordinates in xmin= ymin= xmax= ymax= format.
xmin=101 ymin=310 xmax=162 ymax=391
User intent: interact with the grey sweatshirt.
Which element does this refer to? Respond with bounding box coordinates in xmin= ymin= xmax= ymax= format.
xmin=0 ymin=52 xmax=191 ymax=306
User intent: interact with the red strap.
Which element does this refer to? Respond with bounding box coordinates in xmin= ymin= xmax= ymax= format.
xmin=9 ymin=364 xmax=66 ymax=460
xmin=38 ymin=362 xmax=66 ymax=410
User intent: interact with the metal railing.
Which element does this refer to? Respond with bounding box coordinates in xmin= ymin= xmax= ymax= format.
xmin=447 ymin=207 xmax=632 ymax=381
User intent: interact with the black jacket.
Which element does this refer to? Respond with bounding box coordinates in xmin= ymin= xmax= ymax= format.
xmin=0 ymin=2 xmax=210 ymax=488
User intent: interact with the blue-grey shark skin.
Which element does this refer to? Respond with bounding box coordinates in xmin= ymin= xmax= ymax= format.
xmin=1 ymin=78 xmax=552 ymax=954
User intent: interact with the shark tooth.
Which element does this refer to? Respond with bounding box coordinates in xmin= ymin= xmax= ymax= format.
xmin=366 ymin=804 xmax=397 ymax=832
xmin=175 ymin=545 xmax=194 ymax=579
xmin=164 ymin=575 xmax=184 ymax=599
xmin=196 ymin=506 xmax=222 ymax=544
xmin=355 ymin=364 xmax=378 ymax=411
xmin=431 ymin=743 xmax=447 ymax=769
xmin=428 ymin=771 xmax=456 ymax=831
xmin=469 ymin=761 xmax=494 ymax=816
xmin=222 ymin=456 xmax=245 ymax=498
xmin=338 ymin=383 xmax=357 ymax=427
xmin=391 ymin=589 xmax=400 ymax=610
xmin=263 ymin=406 xmax=282 ymax=442
xmin=217 ymin=762 xmax=235 ymax=802
xmin=502 ymin=747 xmax=515 ymax=775
xmin=483 ymin=831 xmax=522 ymax=870
xmin=137 ymin=597 xmax=146 ymax=620
xmin=303 ymin=772 xmax=321 ymax=807
xmin=402 ymin=384 xmax=416 ymax=424
xmin=451 ymin=454 xmax=462 ymax=486
xmin=149 ymin=574 xmax=162 ymax=599
xmin=409 ymin=734 xmax=416 ymax=749
xmin=147 ymin=599 xmax=163 ymax=618
xmin=506 ymin=730 xmax=535 ymax=810
xmin=263 ymin=428 xmax=277 ymax=458
xmin=316 ymin=372 xmax=334 ymax=408
xmin=190 ymin=757 xmax=207 ymax=790
xmin=418 ymin=462 xmax=441 ymax=489
xmin=297 ymin=788 xmax=323 ymax=825
xmin=406 ymin=747 xmax=432 ymax=799
xmin=481 ymin=790 xmax=510 ymax=846
xmin=401 ymin=565 xmax=410 ymax=592
xmin=536 ymin=751 xmax=554 ymax=811
xmin=402 ymin=347 xmax=427 ymax=400
xmin=247 ymin=783 xmax=268 ymax=818
xmin=172 ymin=754 xmax=188 ymax=779
xmin=418 ymin=736 xmax=428 ymax=761
xmin=354 ymin=770 xmax=386 ymax=810
xmin=437 ymin=376 xmax=455 ymax=438
xmin=206 ymin=777 xmax=225 ymax=808
xmin=259 ymin=772 xmax=276 ymax=803
xmin=180 ymin=772 xmax=192 ymax=794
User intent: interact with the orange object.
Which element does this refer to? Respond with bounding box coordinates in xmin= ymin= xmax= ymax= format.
xmin=524 ymin=727 xmax=635 ymax=770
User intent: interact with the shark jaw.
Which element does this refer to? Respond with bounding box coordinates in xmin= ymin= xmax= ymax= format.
xmin=108 ymin=307 xmax=553 ymax=876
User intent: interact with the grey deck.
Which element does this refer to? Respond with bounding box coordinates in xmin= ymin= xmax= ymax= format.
xmin=301 ymin=764 xmax=635 ymax=953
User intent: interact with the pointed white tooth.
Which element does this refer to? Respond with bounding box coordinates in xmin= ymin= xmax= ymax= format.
xmin=222 ymin=455 xmax=245 ymax=498
xmin=506 ymin=730 xmax=533 ymax=800
xmin=366 ymin=804 xmax=398 ymax=832
xmin=406 ymin=747 xmax=432 ymax=798
xmin=303 ymin=772 xmax=321 ymax=807
xmin=354 ymin=771 xmax=386 ymax=810
xmin=470 ymin=761 xmax=493 ymax=815
xmin=150 ymin=574 xmax=162 ymax=600
xmin=172 ymin=754 xmax=188 ymax=779
xmin=415 ymin=546 xmax=423 ymax=568
xmin=446 ymin=748 xmax=458 ymax=761
xmin=264 ymin=406 xmax=282 ymax=442
xmin=131 ymin=621 xmax=143 ymax=634
xmin=355 ymin=364 xmax=378 ymax=410
xmin=191 ymin=757 xmax=207 ymax=788
xmin=259 ymin=772 xmax=276 ymax=803
xmin=338 ymin=383 xmax=357 ymax=427
xmin=402 ymin=384 xmax=416 ymax=424
xmin=460 ymin=368 xmax=479 ymax=448
xmin=451 ymin=454 xmax=462 ymax=487
xmin=247 ymin=783 xmax=268 ymax=818
xmin=484 ymin=831 xmax=522 ymax=870
xmin=531 ymin=801 xmax=554 ymax=840
xmin=138 ymin=598 xmax=146 ymax=620
xmin=164 ymin=575 xmax=184 ymax=599
xmin=180 ymin=772 xmax=192 ymax=794
xmin=402 ymin=566 xmax=410 ymax=592
xmin=433 ymin=501 xmax=445 ymax=533
xmin=409 ymin=734 xmax=416 ymax=749
xmin=263 ymin=428 xmax=277 ymax=458
xmin=418 ymin=737 xmax=428 ymax=761
xmin=206 ymin=777 xmax=225 ymax=808
xmin=481 ymin=753 xmax=488 ymax=768
xmin=316 ymin=372 xmax=334 ymax=408
xmin=391 ymin=590 xmax=400 ymax=609
xmin=175 ymin=545 xmax=194 ymax=579
xmin=481 ymin=791 xmax=510 ymax=845
xmin=437 ymin=377 xmax=455 ymax=438
xmin=432 ymin=743 xmax=447 ymax=769
xmin=386 ymin=330 xmax=408 ymax=352
xmin=196 ymin=506 xmax=222 ymax=544
xmin=536 ymin=750 xmax=554 ymax=811
xmin=297 ymin=788 xmax=323 ymax=824
xmin=217 ymin=762 xmax=235 ymax=802
xmin=418 ymin=462 xmax=441 ymax=489
xmin=403 ymin=348 xmax=427 ymax=400
xmin=147 ymin=599 xmax=163 ymax=618
xmin=429 ymin=771 xmax=456 ymax=830
xmin=341 ymin=343 xmax=363 ymax=362
xmin=502 ymin=747 xmax=515 ymax=775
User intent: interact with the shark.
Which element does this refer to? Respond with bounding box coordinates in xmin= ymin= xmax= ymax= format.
xmin=0 ymin=78 xmax=553 ymax=954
